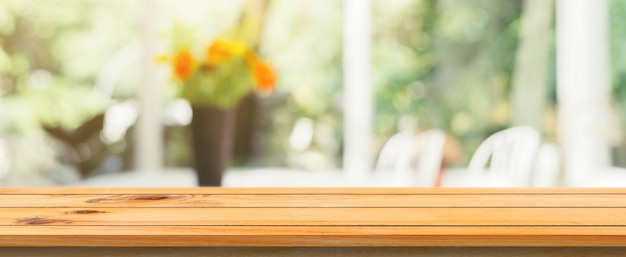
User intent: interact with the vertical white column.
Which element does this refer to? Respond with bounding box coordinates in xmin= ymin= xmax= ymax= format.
xmin=510 ymin=0 xmax=553 ymax=129
xmin=343 ymin=0 xmax=373 ymax=178
xmin=556 ymin=0 xmax=612 ymax=185
xmin=136 ymin=0 xmax=163 ymax=173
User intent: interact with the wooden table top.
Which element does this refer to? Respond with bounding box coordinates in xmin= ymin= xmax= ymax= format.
xmin=1 ymin=188 xmax=626 ymax=247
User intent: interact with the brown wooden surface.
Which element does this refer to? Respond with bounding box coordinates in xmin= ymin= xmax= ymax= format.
xmin=1 ymin=188 xmax=626 ymax=247
xmin=2 ymin=247 xmax=626 ymax=257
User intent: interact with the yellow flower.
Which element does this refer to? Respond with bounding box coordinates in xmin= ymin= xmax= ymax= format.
xmin=206 ymin=39 xmax=247 ymax=65
xmin=155 ymin=55 xmax=169 ymax=63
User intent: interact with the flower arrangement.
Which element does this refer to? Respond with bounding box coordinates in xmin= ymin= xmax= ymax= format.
xmin=161 ymin=28 xmax=276 ymax=109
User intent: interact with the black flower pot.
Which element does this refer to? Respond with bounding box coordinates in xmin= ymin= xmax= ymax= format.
xmin=189 ymin=105 xmax=236 ymax=187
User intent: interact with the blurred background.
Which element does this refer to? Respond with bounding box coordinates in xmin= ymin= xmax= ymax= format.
xmin=0 ymin=0 xmax=624 ymax=187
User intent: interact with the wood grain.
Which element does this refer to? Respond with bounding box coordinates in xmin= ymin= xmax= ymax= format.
xmin=1 ymin=188 xmax=626 ymax=247
xmin=3 ymin=194 xmax=626 ymax=207
xmin=4 ymin=207 xmax=626 ymax=226
xmin=3 ymin=247 xmax=626 ymax=257
xmin=3 ymin=187 xmax=626 ymax=194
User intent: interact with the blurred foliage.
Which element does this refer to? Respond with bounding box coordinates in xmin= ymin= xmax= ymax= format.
xmin=3 ymin=0 xmax=626 ymax=176
xmin=0 ymin=0 xmax=528 ymax=172
xmin=260 ymin=0 xmax=344 ymax=167
xmin=0 ymin=0 xmax=138 ymax=134
xmin=611 ymin=0 xmax=626 ymax=114
xmin=372 ymin=0 xmax=523 ymax=165
xmin=0 ymin=0 xmax=139 ymax=181
xmin=261 ymin=0 xmax=526 ymax=167
xmin=609 ymin=0 xmax=626 ymax=167
xmin=264 ymin=0 xmax=343 ymax=118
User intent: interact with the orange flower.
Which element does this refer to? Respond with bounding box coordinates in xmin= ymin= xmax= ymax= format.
xmin=206 ymin=39 xmax=246 ymax=65
xmin=173 ymin=49 xmax=195 ymax=81
xmin=251 ymin=61 xmax=276 ymax=92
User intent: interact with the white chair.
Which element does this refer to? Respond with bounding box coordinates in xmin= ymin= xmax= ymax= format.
xmin=465 ymin=126 xmax=540 ymax=187
xmin=374 ymin=129 xmax=446 ymax=187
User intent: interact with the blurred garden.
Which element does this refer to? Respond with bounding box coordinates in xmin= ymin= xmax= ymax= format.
xmin=1 ymin=0 xmax=626 ymax=186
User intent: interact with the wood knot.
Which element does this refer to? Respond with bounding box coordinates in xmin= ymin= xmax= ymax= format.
xmin=15 ymin=217 xmax=73 ymax=225
xmin=65 ymin=210 xmax=108 ymax=215
xmin=86 ymin=198 xmax=112 ymax=203
xmin=86 ymin=194 xmax=191 ymax=204
xmin=131 ymin=196 xmax=171 ymax=201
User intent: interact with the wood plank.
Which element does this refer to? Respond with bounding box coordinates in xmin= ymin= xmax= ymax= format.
xmin=2 ymin=207 xmax=626 ymax=226
xmin=3 ymin=187 xmax=626 ymax=195
xmin=6 ymin=225 xmax=626 ymax=236
xmin=2 ymin=247 xmax=626 ymax=257
xmin=2 ymin=194 xmax=626 ymax=208
xmin=2 ymin=188 xmax=626 ymax=247
xmin=2 ymin=226 xmax=626 ymax=246
xmin=0 ymin=230 xmax=619 ymax=247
